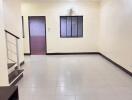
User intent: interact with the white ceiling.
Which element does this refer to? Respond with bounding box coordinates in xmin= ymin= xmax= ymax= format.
xmin=22 ymin=0 xmax=101 ymax=3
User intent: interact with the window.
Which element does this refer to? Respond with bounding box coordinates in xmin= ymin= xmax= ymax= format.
xmin=60 ymin=16 xmax=83 ymax=38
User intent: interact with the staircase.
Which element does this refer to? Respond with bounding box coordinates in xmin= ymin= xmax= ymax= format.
xmin=5 ymin=30 xmax=24 ymax=86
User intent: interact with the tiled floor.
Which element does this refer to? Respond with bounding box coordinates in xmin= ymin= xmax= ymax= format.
xmin=18 ymin=55 xmax=132 ymax=100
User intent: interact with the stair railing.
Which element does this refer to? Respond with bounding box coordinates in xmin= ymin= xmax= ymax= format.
xmin=5 ymin=30 xmax=20 ymax=69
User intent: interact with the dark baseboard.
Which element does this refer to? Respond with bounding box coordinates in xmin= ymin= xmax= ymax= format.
xmin=20 ymin=61 xmax=25 ymax=66
xmin=99 ymin=53 xmax=132 ymax=77
xmin=46 ymin=52 xmax=100 ymax=55
xmin=24 ymin=53 xmax=31 ymax=55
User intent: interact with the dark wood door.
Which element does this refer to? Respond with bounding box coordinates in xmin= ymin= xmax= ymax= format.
xmin=29 ymin=16 xmax=46 ymax=55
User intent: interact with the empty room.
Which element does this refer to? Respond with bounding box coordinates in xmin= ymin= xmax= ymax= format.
xmin=0 ymin=0 xmax=132 ymax=100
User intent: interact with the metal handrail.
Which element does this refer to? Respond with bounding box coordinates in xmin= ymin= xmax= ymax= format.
xmin=5 ymin=30 xmax=20 ymax=39
xmin=8 ymin=58 xmax=16 ymax=63
xmin=5 ymin=30 xmax=20 ymax=69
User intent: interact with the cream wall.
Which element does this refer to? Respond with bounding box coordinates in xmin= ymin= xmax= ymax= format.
xmin=4 ymin=0 xmax=24 ymax=63
xmin=99 ymin=0 xmax=132 ymax=72
xmin=0 ymin=0 xmax=9 ymax=86
xmin=21 ymin=1 xmax=100 ymax=53
xmin=0 ymin=0 xmax=24 ymax=86
xmin=22 ymin=0 xmax=132 ymax=73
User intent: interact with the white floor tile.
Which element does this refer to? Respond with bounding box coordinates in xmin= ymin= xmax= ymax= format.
xmin=18 ymin=55 xmax=132 ymax=100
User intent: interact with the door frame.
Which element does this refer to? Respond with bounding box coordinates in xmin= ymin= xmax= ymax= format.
xmin=28 ymin=16 xmax=47 ymax=55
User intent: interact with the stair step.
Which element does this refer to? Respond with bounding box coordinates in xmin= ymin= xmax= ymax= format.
xmin=8 ymin=66 xmax=17 ymax=75
xmin=9 ymin=69 xmax=24 ymax=85
xmin=8 ymin=63 xmax=16 ymax=69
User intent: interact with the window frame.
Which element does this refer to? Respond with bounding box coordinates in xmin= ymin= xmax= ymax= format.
xmin=60 ymin=16 xmax=83 ymax=38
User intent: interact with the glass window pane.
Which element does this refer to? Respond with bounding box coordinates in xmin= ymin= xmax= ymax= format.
xmin=78 ymin=17 xmax=83 ymax=37
xmin=72 ymin=17 xmax=78 ymax=37
xmin=61 ymin=17 xmax=67 ymax=37
xmin=67 ymin=17 xmax=72 ymax=37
